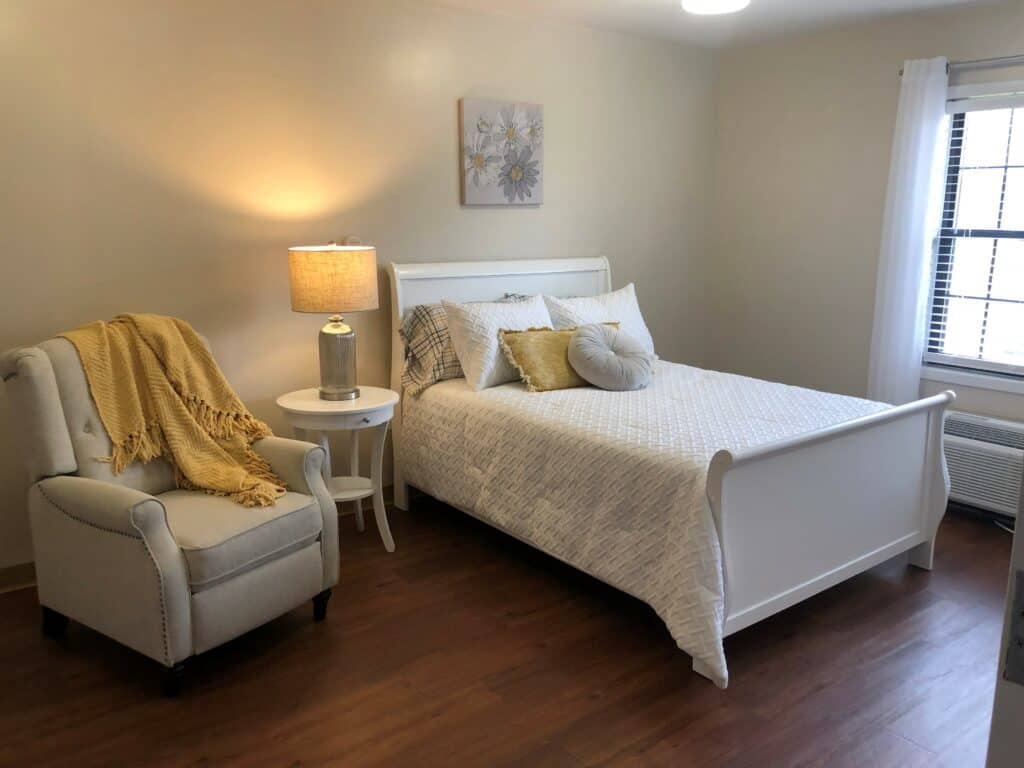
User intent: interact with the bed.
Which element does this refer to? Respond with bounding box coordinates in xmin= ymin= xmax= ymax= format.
xmin=386 ymin=257 xmax=954 ymax=687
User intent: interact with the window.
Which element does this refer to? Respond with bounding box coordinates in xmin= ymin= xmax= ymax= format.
xmin=926 ymin=104 xmax=1024 ymax=377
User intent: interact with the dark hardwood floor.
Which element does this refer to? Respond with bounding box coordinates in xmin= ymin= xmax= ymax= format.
xmin=0 ymin=500 xmax=1012 ymax=767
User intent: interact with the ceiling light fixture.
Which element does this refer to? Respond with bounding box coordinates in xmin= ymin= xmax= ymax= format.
xmin=681 ymin=0 xmax=750 ymax=15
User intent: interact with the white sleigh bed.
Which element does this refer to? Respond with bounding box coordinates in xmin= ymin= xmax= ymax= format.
xmin=387 ymin=257 xmax=954 ymax=686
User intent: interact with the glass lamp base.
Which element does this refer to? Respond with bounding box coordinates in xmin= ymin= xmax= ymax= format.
xmin=318 ymin=316 xmax=359 ymax=401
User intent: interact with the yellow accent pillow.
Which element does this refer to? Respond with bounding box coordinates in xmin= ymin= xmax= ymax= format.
xmin=499 ymin=325 xmax=617 ymax=392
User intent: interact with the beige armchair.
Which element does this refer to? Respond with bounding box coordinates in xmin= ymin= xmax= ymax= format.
xmin=0 ymin=337 xmax=339 ymax=696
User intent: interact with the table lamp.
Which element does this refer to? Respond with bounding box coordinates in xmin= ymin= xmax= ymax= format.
xmin=288 ymin=243 xmax=378 ymax=401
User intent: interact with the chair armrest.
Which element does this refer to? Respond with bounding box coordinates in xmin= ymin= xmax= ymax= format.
xmin=251 ymin=436 xmax=326 ymax=495
xmin=252 ymin=436 xmax=339 ymax=589
xmin=35 ymin=475 xmax=163 ymax=538
xmin=31 ymin=476 xmax=193 ymax=664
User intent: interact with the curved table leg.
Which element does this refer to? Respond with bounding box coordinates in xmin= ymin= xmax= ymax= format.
xmin=371 ymin=421 xmax=395 ymax=552
xmin=349 ymin=430 xmax=365 ymax=533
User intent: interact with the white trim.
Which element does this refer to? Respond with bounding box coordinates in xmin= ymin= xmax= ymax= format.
xmin=946 ymin=80 xmax=1024 ymax=114
xmin=948 ymin=80 xmax=1024 ymax=100
xmin=389 ymin=257 xmax=610 ymax=282
xmin=924 ymin=352 xmax=1024 ymax=380
xmin=921 ymin=363 xmax=1024 ymax=396
xmin=706 ymin=393 xmax=954 ymax=476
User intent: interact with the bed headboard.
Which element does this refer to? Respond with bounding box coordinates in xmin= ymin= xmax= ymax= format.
xmin=385 ymin=256 xmax=610 ymax=509
xmin=387 ymin=257 xmax=611 ymax=396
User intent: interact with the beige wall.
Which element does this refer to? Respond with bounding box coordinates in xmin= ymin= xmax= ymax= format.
xmin=710 ymin=1 xmax=1024 ymax=415
xmin=0 ymin=0 xmax=714 ymax=567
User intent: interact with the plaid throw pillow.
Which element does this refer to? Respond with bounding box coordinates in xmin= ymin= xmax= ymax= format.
xmin=399 ymin=303 xmax=464 ymax=397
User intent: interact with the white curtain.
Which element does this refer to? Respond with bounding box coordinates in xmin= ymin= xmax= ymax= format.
xmin=867 ymin=57 xmax=950 ymax=404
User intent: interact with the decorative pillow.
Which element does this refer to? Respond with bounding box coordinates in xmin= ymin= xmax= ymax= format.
xmin=499 ymin=328 xmax=585 ymax=392
xmin=442 ymin=295 xmax=553 ymax=390
xmin=399 ymin=303 xmax=464 ymax=397
xmin=499 ymin=323 xmax=620 ymax=392
xmin=543 ymin=284 xmax=656 ymax=356
xmin=400 ymin=295 xmax=534 ymax=396
xmin=568 ymin=324 xmax=653 ymax=392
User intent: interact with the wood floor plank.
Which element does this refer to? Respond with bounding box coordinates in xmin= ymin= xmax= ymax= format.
xmin=0 ymin=505 xmax=1011 ymax=767
xmin=815 ymin=726 xmax=938 ymax=768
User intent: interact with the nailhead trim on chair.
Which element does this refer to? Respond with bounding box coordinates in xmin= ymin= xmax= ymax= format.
xmin=130 ymin=509 xmax=172 ymax=666
xmin=35 ymin=483 xmax=173 ymax=666
xmin=35 ymin=483 xmax=141 ymax=540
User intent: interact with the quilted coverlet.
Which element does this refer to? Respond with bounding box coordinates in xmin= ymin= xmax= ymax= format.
xmin=400 ymin=361 xmax=888 ymax=686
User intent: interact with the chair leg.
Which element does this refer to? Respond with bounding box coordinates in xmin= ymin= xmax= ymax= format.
xmin=313 ymin=588 xmax=332 ymax=622
xmin=161 ymin=662 xmax=186 ymax=698
xmin=41 ymin=606 xmax=69 ymax=638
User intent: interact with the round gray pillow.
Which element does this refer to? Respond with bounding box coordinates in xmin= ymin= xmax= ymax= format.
xmin=568 ymin=324 xmax=653 ymax=391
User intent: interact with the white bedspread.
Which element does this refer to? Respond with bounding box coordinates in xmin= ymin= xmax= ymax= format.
xmin=399 ymin=361 xmax=888 ymax=686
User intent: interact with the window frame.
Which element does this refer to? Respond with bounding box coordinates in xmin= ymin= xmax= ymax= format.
xmin=922 ymin=91 xmax=1024 ymax=381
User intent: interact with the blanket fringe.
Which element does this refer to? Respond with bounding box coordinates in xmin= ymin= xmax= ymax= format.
xmin=183 ymin=393 xmax=271 ymax=442
xmin=103 ymin=422 xmax=169 ymax=475
xmin=104 ymin=410 xmax=285 ymax=508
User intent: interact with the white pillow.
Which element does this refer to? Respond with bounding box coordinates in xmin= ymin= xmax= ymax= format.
xmin=543 ymin=284 xmax=656 ymax=356
xmin=442 ymin=295 xmax=553 ymax=390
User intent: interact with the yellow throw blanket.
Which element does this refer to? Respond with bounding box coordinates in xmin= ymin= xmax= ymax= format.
xmin=61 ymin=314 xmax=285 ymax=507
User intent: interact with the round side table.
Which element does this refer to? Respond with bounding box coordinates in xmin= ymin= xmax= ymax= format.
xmin=276 ymin=386 xmax=400 ymax=552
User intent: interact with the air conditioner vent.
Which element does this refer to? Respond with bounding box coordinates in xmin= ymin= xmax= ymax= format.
xmin=945 ymin=416 xmax=1024 ymax=450
xmin=943 ymin=411 xmax=1024 ymax=518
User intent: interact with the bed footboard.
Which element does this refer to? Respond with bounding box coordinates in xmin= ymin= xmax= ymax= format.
xmin=706 ymin=391 xmax=954 ymax=639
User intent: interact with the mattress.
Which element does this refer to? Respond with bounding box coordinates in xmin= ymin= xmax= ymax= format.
xmin=399 ymin=360 xmax=888 ymax=686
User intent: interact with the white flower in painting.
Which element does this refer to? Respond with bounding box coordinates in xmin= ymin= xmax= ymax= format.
xmin=492 ymin=105 xmax=528 ymax=157
xmin=498 ymin=146 xmax=540 ymax=203
xmin=463 ymin=130 xmax=501 ymax=187
xmin=524 ymin=109 xmax=543 ymax=148
xmin=476 ymin=116 xmax=493 ymax=135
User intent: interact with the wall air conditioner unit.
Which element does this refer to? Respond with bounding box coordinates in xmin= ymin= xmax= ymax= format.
xmin=943 ymin=411 xmax=1024 ymax=518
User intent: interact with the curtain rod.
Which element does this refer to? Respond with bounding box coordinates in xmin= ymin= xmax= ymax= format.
xmin=900 ymin=54 xmax=1024 ymax=76
xmin=951 ymin=54 xmax=1024 ymax=72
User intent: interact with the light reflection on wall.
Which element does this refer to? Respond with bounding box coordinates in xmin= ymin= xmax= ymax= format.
xmin=75 ymin=113 xmax=401 ymax=221
xmin=385 ymin=38 xmax=454 ymax=88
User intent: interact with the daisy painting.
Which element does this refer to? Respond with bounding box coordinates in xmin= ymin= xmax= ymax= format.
xmin=462 ymin=130 xmax=501 ymax=189
xmin=460 ymin=98 xmax=543 ymax=206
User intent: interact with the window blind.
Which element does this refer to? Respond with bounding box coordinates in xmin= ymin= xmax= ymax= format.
xmin=925 ymin=89 xmax=1024 ymax=378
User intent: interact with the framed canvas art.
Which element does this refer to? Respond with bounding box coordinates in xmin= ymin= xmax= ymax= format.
xmin=460 ymin=98 xmax=543 ymax=206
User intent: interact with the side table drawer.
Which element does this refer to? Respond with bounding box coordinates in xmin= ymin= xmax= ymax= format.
xmin=283 ymin=406 xmax=394 ymax=433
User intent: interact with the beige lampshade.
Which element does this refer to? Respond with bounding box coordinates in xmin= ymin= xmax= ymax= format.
xmin=288 ymin=245 xmax=379 ymax=314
